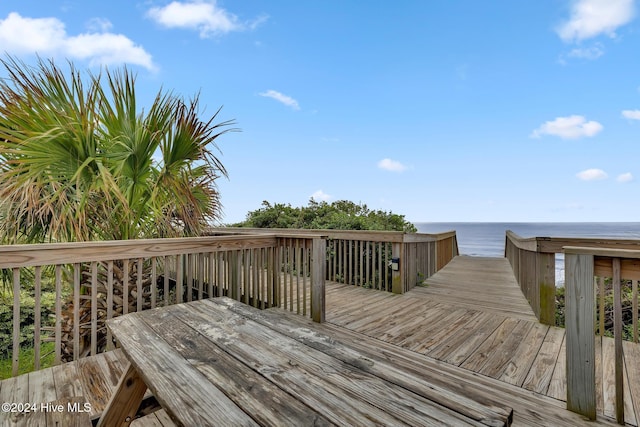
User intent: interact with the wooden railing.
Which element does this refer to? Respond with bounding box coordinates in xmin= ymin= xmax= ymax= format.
xmin=0 ymin=233 xmax=326 ymax=377
xmin=504 ymin=231 xmax=556 ymax=325
xmin=564 ymin=247 xmax=640 ymax=423
xmin=213 ymin=228 xmax=459 ymax=293
xmin=505 ymin=230 xmax=640 ymax=326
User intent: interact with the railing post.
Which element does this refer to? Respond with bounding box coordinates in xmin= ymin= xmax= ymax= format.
xmin=311 ymin=237 xmax=326 ymax=323
xmin=612 ymin=258 xmax=624 ymax=424
xmin=230 ymin=251 xmax=241 ymax=301
xmin=391 ymin=242 xmax=403 ymax=294
xmin=537 ymin=252 xmax=556 ymax=325
xmin=565 ymin=251 xmax=596 ymax=420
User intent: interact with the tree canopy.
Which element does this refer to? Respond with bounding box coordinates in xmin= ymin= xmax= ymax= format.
xmin=0 ymin=56 xmax=234 ymax=244
xmin=232 ymin=199 xmax=417 ymax=233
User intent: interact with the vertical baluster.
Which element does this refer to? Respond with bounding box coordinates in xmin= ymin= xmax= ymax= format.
xmin=258 ymin=248 xmax=264 ymax=309
xmin=311 ymin=237 xmax=326 ymax=323
xmin=333 ymin=239 xmax=338 ymax=282
xmin=289 ymin=239 xmax=294 ymax=312
xmin=633 ymin=279 xmax=638 ymax=343
xmin=377 ymin=242 xmax=383 ymax=290
xmin=217 ymin=252 xmax=224 ymax=297
xmin=91 ymin=261 xmax=98 ymax=356
xmin=122 ymin=259 xmax=129 ymax=314
xmin=137 ymin=258 xmax=143 ymax=312
xmin=73 ymin=263 xmax=80 ymax=361
xmin=54 ymin=266 xmax=62 ymax=365
xmin=151 ymin=257 xmax=157 ymax=309
xmin=296 ymin=239 xmax=301 ymax=314
xmin=177 ymin=255 xmax=184 ymax=303
xmin=267 ymin=247 xmax=273 ymax=307
xmin=198 ymin=253 xmax=205 ymax=301
xmin=366 ymin=241 xmax=371 ymax=288
xmin=274 ymin=243 xmax=281 ymax=308
xmin=303 ymin=240 xmax=308 ymax=316
xmin=612 ymin=258 xmax=624 ymax=424
xmin=12 ymin=267 xmax=20 ymax=376
xmin=34 ymin=266 xmax=41 ymax=370
xmin=208 ymin=252 xmax=215 ymax=298
xmin=106 ymin=261 xmax=114 ymax=351
xmin=359 ymin=240 xmax=364 ymax=287
xmin=186 ymin=254 xmax=193 ymax=302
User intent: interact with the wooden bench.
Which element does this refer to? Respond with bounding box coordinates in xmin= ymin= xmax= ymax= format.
xmin=0 ymin=350 xmax=173 ymax=426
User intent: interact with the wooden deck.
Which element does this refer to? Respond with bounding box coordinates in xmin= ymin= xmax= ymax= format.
xmin=326 ymin=255 xmax=640 ymax=426
xmin=1 ymin=254 xmax=638 ymax=425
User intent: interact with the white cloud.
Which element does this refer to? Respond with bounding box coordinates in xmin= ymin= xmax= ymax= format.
xmin=617 ymin=172 xmax=634 ymax=182
xmin=259 ymin=90 xmax=300 ymax=110
xmin=0 ymin=12 xmax=155 ymax=70
xmin=567 ymin=43 xmax=604 ymax=59
xmin=86 ymin=18 xmax=113 ymax=33
xmin=147 ymin=1 xmax=266 ymax=38
xmin=622 ymin=109 xmax=640 ymax=120
xmin=310 ymin=190 xmax=331 ymax=202
xmin=378 ymin=158 xmax=407 ymax=173
xmin=530 ymin=115 xmax=603 ymax=139
xmin=576 ymin=168 xmax=608 ymax=181
xmin=557 ymin=0 xmax=635 ymax=42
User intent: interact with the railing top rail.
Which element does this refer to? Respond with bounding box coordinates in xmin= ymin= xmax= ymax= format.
xmin=212 ymin=227 xmax=457 ymax=243
xmin=0 ymin=234 xmax=281 ymax=268
xmin=412 ymin=230 xmax=457 ymax=242
xmin=506 ymin=230 xmax=640 ymax=253
xmin=505 ymin=230 xmax=539 ymax=251
xmin=563 ymin=245 xmax=640 ymax=259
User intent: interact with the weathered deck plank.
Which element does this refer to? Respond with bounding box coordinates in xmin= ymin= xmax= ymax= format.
xmin=417 ymin=256 xmax=538 ymax=321
xmin=521 ymin=326 xmax=564 ymax=394
xmin=323 ymin=255 xmax=639 ymax=426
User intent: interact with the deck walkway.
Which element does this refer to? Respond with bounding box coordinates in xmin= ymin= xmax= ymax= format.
xmin=326 ymin=255 xmax=640 ymax=426
xmin=1 ymin=255 xmax=638 ymax=425
xmin=417 ymin=256 xmax=538 ymax=321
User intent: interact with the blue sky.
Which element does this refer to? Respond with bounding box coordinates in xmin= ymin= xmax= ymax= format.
xmin=1 ymin=1 xmax=640 ymax=223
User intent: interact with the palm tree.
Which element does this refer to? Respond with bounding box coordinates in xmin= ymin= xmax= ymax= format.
xmin=0 ymin=56 xmax=235 ymax=359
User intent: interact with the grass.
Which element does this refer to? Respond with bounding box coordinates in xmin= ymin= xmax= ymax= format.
xmin=0 ymin=341 xmax=56 ymax=380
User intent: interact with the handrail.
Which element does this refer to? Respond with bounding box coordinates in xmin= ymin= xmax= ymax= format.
xmin=564 ymin=245 xmax=640 ymax=423
xmin=504 ymin=231 xmax=556 ymax=325
xmin=505 ymin=230 xmax=640 ymax=325
xmin=506 ymin=230 xmax=640 ymax=253
xmin=212 ymin=227 xmax=457 ymax=243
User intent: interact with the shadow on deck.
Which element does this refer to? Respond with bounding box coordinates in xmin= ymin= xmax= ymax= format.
xmin=326 ymin=255 xmax=639 ymax=426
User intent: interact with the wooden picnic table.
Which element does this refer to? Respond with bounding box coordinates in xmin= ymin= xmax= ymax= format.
xmin=98 ymin=297 xmax=513 ymax=426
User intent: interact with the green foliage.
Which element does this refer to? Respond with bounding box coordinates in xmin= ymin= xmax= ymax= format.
xmin=0 ymin=55 xmax=234 ymax=244
xmin=233 ymin=199 xmax=417 ymax=232
xmin=0 ymin=342 xmax=55 ymax=379
xmin=555 ymin=282 xmax=639 ymax=341
xmin=0 ymin=289 xmax=58 ymax=359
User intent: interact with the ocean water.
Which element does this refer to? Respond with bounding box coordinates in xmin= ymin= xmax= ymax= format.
xmin=414 ymin=222 xmax=640 ymax=285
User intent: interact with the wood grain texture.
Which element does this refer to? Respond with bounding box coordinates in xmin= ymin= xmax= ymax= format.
xmin=564 ymin=253 xmax=596 ymax=420
xmin=97 ymin=363 xmax=148 ymax=427
xmin=107 ymin=313 xmax=258 ymax=427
